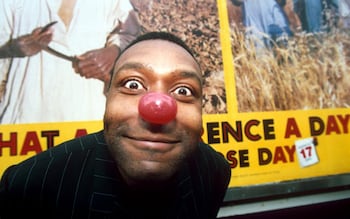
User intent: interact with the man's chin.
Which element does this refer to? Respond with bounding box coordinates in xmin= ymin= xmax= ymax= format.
xmin=123 ymin=161 xmax=177 ymax=187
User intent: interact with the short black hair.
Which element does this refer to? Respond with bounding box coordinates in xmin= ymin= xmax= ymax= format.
xmin=119 ymin=31 xmax=197 ymax=61
xmin=108 ymin=31 xmax=201 ymax=90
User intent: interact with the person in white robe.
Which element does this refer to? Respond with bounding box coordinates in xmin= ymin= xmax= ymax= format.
xmin=0 ymin=0 xmax=140 ymax=124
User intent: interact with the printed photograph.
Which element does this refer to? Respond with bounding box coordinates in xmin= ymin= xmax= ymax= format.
xmin=0 ymin=0 xmax=227 ymax=126
xmin=131 ymin=0 xmax=227 ymax=114
xmin=227 ymin=0 xmax=350 ymax=112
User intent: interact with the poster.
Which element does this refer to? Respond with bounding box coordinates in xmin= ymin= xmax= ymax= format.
xmin=1 ymin=0 xmax=350 ymax=201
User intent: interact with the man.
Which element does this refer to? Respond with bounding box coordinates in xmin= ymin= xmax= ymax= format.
xmin=0 ymin=32 xmax=231 ymax=218
xmin=231 ymin=0 xmax=292 ymax=49
xmin=0 ymin=0 xmax=140 ymax=124
xmin=293 ymin=0 xmax=324 ymax=33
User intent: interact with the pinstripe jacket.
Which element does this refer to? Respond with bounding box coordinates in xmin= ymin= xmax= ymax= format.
xmin=0 ymin=131 xmax=231 ymax=218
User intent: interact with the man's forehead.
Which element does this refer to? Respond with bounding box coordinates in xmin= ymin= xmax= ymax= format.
xmin=121 ymin=38 xmax=198 ymax=60
xmin=121 ymin=39 xmax=192 ymax=57
xmin=115 ymin=39 xmax=201 ymax=72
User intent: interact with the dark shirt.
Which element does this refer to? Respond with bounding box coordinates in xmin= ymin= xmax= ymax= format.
xmin=0 ymin=130 xmax=231 ymax=218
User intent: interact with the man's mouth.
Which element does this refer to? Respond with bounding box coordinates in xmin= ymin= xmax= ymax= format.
xmin=123 ymin=135 xmax=180 ymax=153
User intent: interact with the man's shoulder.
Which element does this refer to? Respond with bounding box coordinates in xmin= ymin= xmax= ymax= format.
xmin=193 ymin=142 xmax=231 ymax=177
xmin=34 ymin=130 xmax=104 ymax=159
xmin=183 ymin=142 xmax=231 ymax=217
xmin=3 ymin=131 xmax=106 ymax=177
xmin=0 ymin=131 xmax=108 ymax=215
xmin=197 ymin=142 xmax=228 ymax=164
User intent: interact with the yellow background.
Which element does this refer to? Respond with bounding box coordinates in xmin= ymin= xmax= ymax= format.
xmin=0 ymin=0 xmax=349 ymax=189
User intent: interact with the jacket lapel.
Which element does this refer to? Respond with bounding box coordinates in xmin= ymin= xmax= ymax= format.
xmin=89 ymin=134 xmax=129 ymax=217
xmin=172 ymin=163 xmax=201 ymax=219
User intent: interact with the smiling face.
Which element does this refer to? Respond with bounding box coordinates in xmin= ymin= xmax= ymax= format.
xmin=103 ymin=39 xmax=203 ymax=187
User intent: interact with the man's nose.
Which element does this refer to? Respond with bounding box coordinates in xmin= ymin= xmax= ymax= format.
xmin=138 ymin=92 xmax=177 ymax=124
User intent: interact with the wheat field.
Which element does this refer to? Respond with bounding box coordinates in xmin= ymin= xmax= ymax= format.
xmin=2 ymin=1 xmax=348 ymax=115
xmin=231 ymin=27 xmax=350 ymax=112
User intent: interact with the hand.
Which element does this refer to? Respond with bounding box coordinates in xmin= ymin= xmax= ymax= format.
xmin=73 ymin=45 xmax=120 ymax=83
xmin=11 ymin=26 xmax=53 ymax=57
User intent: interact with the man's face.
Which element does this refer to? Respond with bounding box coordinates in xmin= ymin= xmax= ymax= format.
xmin=104 ymin=39 xmax=202 ymax=186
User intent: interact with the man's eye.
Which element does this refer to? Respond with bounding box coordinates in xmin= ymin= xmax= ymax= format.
xmin=173 ymin=86 xmax=193 ymax=96
xmin=124 ymin=80 xmax=143 ymax=90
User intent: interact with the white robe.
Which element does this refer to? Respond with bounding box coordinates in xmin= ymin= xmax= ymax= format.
xmin=0 ymin=0 xmax=139 ymax=124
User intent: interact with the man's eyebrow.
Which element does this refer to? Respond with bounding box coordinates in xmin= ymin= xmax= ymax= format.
xmin=114 ymin=62 xmax=203 ymax=84
xmin=114 ymin=62 xmax=147 ymax=74
xmin=177 ymin=71 xmax=203 ymax=85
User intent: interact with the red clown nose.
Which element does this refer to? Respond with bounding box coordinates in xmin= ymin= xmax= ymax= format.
xmin=138 ymin=92 xmax=177 ymax=124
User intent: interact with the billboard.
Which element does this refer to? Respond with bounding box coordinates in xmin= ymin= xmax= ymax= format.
xmin=1 ymin=0 xmax=350 ymax=202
